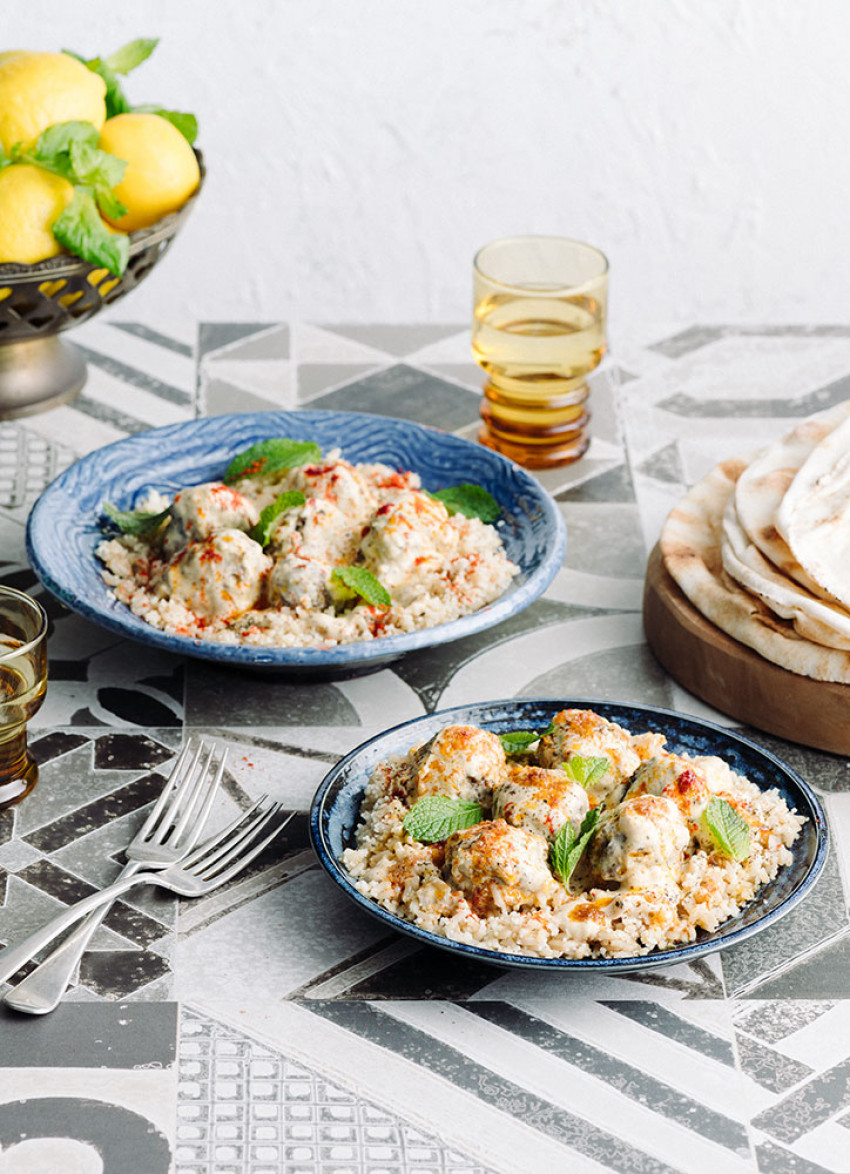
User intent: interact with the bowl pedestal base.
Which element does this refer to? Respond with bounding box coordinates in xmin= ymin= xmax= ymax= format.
xmin=0 ymin=336 xmax=87 ymax=420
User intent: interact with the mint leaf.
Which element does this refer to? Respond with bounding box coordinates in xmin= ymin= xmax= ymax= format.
xmin=33 ymin=120 xmax=99 ymax=180
xmin=403 ymin=796 xmax=483 ymax=842
xmin=224 ymin=438 xmax=322 ymax=483
xmin=499 ymin=720 xmax=557 ymax=755
xmin=700 ymin=797 xmax=751 ymax=862
xmin=549 ymin=809 xmax=600 ymax=887
xmin=68 ymin=138 xmax=128 ymax=218
xmin=561 ymin=756 xmax=610 ymax=790
xmin=429 ymin=484 xmax=500 ymax=523
xmin=104 ymin=38 xmax=159 ymax=74
xmin=499 ymin=730 xmax=540 ymax=754
xmin=52 ymin=188 xmax=129 ymax=276
xmin=331 ymin=566 xmax=391 ymax=608
xmin=250 ymin=491 xmax=306 ymax=547
xmin=132 ymin=104 xmax=198 ymax=145
xmin=102 ymin=500 xmax=171 ymax=536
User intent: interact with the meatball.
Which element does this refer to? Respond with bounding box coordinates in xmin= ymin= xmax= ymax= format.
xmin=162 ymin=482 xmax=258 ymax=557
xmin=413 ymin=724 xmax=507 ymax=805
xmin=267 ymin=498 xmax=357 ymax=609
xmin=361 ymin=492 xmax=457 ymax=604
xmin=586 ymin=794 xmax=690 ymax=892
xmin=289 ymin=460 xmax=377 ymax=529
xmin=444 ymin=819 xmax=553 ymax=914
xmin=625 ymin=754 xmax=710 ymax=825
xmin=537 ymin=709 xmax=640 ymax=804
xmin=492 ymin=763 xmax=589 ymax=843
xmin=268 ymin=557 xmax=331 ymax=610
xmin=157 ymin=529 xmax=271 ymax=620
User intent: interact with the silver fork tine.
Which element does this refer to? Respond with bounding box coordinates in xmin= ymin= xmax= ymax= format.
xmin=193 ymin=802 xmax=283 ymax=878
xmin=178 ymin=794 xmax=269 ymax=869
xmin=172 ymin=747 xmax=228 ymax=853
xmin=168 ymin=743 xmax=223 ymax=845
xmin=134 ymin=742 xmax=193 ymax=843
xmin=198 ymin=811 xmax=293 ymax=886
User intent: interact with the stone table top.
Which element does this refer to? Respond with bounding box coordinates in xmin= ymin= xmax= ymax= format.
xmin=1 ymin=319 xmax=849 ymax=1174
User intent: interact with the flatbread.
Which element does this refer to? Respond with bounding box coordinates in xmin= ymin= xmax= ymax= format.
xmin=734 ymin=402 xmax=850 ymax=600
xmin=660 ymin=459 xmax=850 ymax=683
xmin=777 ymin=414 xmax=850 ymax=609
xmin=721 ymin=493 xmax=850 ymax=651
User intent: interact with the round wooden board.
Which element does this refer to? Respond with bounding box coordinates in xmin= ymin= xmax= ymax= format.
xmin=643 ymin=542 xmax=850 ymax=756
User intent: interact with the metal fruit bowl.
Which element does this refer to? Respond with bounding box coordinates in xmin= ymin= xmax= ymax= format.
xmin=0 ymin=151 xmax=204 ymax=420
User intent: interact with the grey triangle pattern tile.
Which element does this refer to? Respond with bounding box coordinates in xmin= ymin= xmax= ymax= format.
xmin=323 ymin=323 xmax=464 ymax=357
xmin=202 ymin=374 xmax=278 ymax=416
xmin=297 ymin=362 xmax=386 ymax=403
xmin=308 ymin=364 xmax=481 ymax=431
xmin=197 ymin=322 xmax=277 ymax=360
xmin=638 ymin=441 xmax=685 ymax=484
xmin=414 ymin=361 xmax=483 ymax=391
xmin=203 ymin=324 xmax=289 ymax=362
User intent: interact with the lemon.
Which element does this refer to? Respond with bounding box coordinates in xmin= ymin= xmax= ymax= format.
xmin=99 ymin=112 xmax=199 ymax=232
xmin=0 ymin=164 xmax=75 ymax=264
xmin=0 ymin=52 xmax=106 ymax=154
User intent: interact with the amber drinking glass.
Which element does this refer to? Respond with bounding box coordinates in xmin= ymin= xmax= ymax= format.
xmin=0 ymin=586 xmax=47 ymax=810
xmin=473 ymin=235 xmax=609 ymax=468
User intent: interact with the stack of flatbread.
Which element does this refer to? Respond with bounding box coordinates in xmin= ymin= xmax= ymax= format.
xmin=660 ymin=401 xmax=850 ymax=684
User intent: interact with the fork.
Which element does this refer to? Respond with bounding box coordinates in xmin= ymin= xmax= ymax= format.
xmin=2 ymin=740 xmax=227 ymax=1014
xmin=0 ymin=797 xmax=291 ymax=993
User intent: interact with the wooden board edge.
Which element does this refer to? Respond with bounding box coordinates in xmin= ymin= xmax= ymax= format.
xmin=643 ymin=543 xmax=850 ymax=756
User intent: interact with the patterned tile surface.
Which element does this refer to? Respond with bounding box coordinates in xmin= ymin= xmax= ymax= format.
xmin=1 ymin=320 xmax=849 ymax=1172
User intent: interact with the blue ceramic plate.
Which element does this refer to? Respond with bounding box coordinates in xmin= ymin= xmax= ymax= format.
xmin=310 ymin=699 xmax=828 ymax=972
xmin=25 ymin=411 xmax=565 ymax=673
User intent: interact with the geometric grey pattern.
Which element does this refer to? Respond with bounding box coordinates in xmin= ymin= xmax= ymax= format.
xmin=176 ymin=1007 xmax=497 ymax=1174
xmin=4 ymin=320 xmax=850 ymax=1173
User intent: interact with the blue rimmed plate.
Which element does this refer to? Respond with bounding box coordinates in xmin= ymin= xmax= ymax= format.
xmin=310 ymin=698 xmax=828 ymax=971
xmin=25 ymin=411 xmax=565 ymax=674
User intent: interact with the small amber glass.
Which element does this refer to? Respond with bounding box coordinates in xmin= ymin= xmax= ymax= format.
xmin=0 ymin=586 xmax=48 ymax=810
xmin=472 ymin=235 xmax=609 ymax=468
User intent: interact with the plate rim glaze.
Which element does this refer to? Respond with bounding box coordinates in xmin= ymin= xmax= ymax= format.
xmin=24 ymin=409 xmax=566 ymax=670
xmin=309 ymin=697 xmax=829 ymax=972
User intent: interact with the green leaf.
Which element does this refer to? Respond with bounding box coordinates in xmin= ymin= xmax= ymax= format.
xmin=499 ymin=729 xmax=540 ymax=754
xmin=52 ymin=188 xmax=129 ymax=277
xmin=331 ymin=566 xmax=391 ymax=608
xmin=561 ymin=756 xmax=610 ymax=790
xmin=700 ymin=797 xmax=751 ymax=862
xmin=499 ymin=719 xmax=557 ymax=756
xmin=429 ymin=484 xmax=500 ymax=523
xmin=223 ymin=438 xmax=322 ymax=483
xmin=250 ymin=491 xmax=306 ymax=547
xmin=403 ymin=796 xmax=483 ymax=842
xmin=549 ymin=809 xmax=600 ymax=887
xmin=67 ymin=138 xmax=128 ymax=218
xmin=132 ymin=104 xmax=198 ymax=145
xmin=103 ymin=38 xmax=160 ymax=74
xmin=102 ymin=500 xmax=171 ymax=536
xmin=33 ymin=121 xmax=99 ymax=179
xmin=0 ymin=143 xmax=11 ymax=172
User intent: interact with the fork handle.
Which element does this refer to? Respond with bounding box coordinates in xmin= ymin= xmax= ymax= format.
xmin=3 ymin=861 xmax=144 ymax=1015
xmin=0 ymin=871 xmax=156 ymax=988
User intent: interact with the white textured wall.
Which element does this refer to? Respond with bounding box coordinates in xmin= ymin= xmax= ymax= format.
xmin=8 ymin=0 xmax=850 ymax=346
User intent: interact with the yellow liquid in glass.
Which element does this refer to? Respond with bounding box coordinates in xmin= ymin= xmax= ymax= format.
xmin=473 ymin=293 xmax=606 ymax=467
